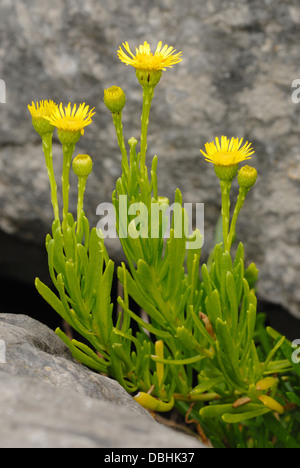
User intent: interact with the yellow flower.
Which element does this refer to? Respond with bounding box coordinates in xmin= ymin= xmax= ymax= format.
xmin=46 ymin=102 xmax=95 ymax=144
xmin=118 ymin=41 xmax=182 ymax=71
xmin=28 ymin=99 xmax=58 ymax=120
xmin=47 ymin=102 xmax=95 ymax=133
xmin=200 ymin=136 xmax=255 ymax=167
xmin=28 ymin=99 xmax=58 ymax=136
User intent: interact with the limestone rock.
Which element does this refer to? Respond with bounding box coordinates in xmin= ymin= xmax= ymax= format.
xmin=0 ymin=314 xmax=205 ymax=448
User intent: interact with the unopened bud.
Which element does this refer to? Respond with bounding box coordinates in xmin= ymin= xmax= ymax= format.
xmin=158 ymin=196 xmax=170 ymax=205
xmin=72 ymin=154 xmax=93 ymax=178
xmin=104 ymin=86 xmax=126 ymax=113
xmin=237 ymin=165 xmax=257 ymax=189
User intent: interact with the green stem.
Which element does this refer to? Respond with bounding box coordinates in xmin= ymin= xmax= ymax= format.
xmin=219 ymin=180 xmax=232 ymax=252
xmin=42 ymin=132 xmax=60 ymax=222
xmin=61 ymin=143 xmax=75 ymax=232
xmin=112 ymin=112 xmax=129 ymax=175
xmin=140 ymin=85 xmax=155 ymax=173
xmin=227 ymin=187 xmax=249 ymax=252
xmin=76 ymin=176 xmax=87 ymax=241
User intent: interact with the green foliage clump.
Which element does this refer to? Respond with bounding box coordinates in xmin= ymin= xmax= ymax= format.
xmin=29 ymin=42 xmax=300 ymax=448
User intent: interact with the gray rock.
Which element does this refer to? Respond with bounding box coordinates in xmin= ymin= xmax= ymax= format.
xmin=0 ymin=372 xmax=204 ymax=448
xmin=0 ymin=314 xmax=205 ymax=448
xmin=0 ymin=0 xmax=300 ymax=319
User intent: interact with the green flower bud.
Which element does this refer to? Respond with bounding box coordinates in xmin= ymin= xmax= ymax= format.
xmin=237 ymin=165 xmax=257 ymax=189
xmin=103 ymin=86 xmax=126 ymax=113
xmin=72 ymin=154 xmax=93 ymax=178
xmin=128 ymin=136 xmax=138 ymax=148
xmin=158 ymin=196 xmax=169 ymax=205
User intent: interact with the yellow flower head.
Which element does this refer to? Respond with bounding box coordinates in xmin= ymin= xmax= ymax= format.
xmin=118 ymin=41 xmax=183 ymax=72
xmin=200 ymin=136 xmax=255 ymax=167
xmin=46 ymin=102 xmax=96 ymax=144
xmin=46 ymin=102 xmax=95 ymax=133
xmin=28 ymin=99 xmax=58 ymax=136
xmin=28 ymin=99 xmax=58 ymax=120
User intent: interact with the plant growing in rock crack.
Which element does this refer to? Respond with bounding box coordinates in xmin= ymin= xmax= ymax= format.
xmin=28 ymin=40 xmax=300 ymax=448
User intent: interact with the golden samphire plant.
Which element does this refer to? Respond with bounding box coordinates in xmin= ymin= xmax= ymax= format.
xmin=28 ymin=41 xmax=300 ymax=448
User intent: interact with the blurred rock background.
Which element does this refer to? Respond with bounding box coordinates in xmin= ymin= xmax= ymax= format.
xmin=0 ymin=0 xmax=300 ymax=335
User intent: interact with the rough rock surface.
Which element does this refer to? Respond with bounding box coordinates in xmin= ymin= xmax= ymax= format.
xmin=0 ymin=314 xmax=205 ymax=448
xmin=0 ymin=0 xmax=300 ymax=319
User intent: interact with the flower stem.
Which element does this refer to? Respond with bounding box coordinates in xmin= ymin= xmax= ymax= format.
xmin=42 ymin=132 xmax=60 ymax=223
xmin=76 ymin=176 xmax=87 ymax=241
xmin=227 ymin=187 xmax=249 ymax=251
xmin=112 ymin=112 xmax=129 ymax=175
xmin=140 ymin=85 xmax=155 ymax=173
xmin=220 ymin=179 xmax=232 ymax=252
xmin=61 ymin=143 xmax=75 ymax=232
